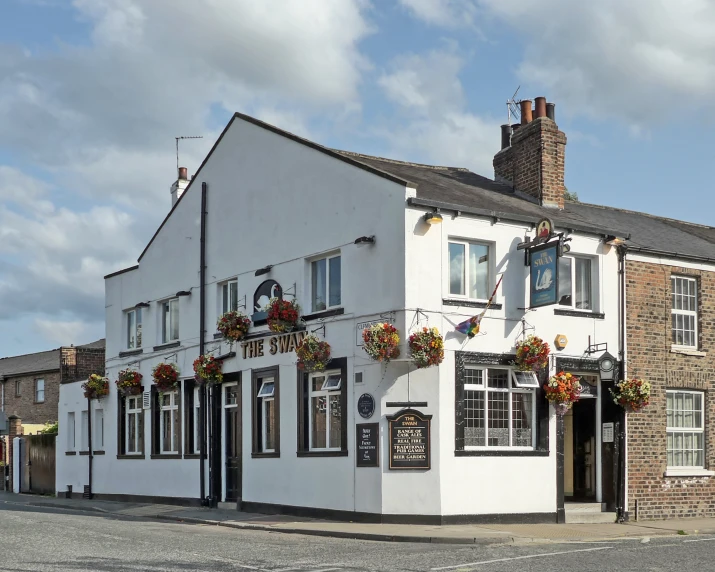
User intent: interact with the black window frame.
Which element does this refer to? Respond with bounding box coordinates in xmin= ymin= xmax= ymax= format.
xmin=117 ymin=393 xmax=145 ymax=459
xmin=297 ymin=357 xmax=348 ymax=457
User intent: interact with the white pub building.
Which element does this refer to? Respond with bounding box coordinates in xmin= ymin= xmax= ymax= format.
xmin=58 ymin=99 xmax=628 ymax=524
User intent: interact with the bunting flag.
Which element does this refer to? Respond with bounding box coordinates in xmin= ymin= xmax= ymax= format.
xmin=455 ymin=274 xmax=504 ymax=338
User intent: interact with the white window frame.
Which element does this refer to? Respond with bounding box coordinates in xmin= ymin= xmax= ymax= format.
xmin=308 ymin=370 xmax=342 ymax=452
xmin=671 ymin=276 xmax=698 ymax=349
xmin=220 ymin=279 xmax=239 ymax=315
xmin=94 ymin=408 xmax=104 ymax=451
xmin=161 ymin=298 xmax=180 ymax=343
xmin=463 ymin=367 xmax=536 ymax=450
xmin=257 ymin=381 xmax=275 ymax=398
xmin=35 ymin=378 xmax=45 ymax=403
xmin=558 ymin=255 xmax=597 ymax=311
xmin=126 ymin=308 xmax=142 ymax=349
xmin=126 ymin=396 xmax=143 ymax=455
xmin=255 ymin=378 xmax=275 ymax=453
xmin=159 ymin=390 xmax=180 ymax=454
xmin=80 ymin=410 xmax=89 ymax=451
xmin=310 ymin=253 xmax=342 ymax=312
xmin=66 ymin=412 xmax=76 ymax=452
xmin=447 ymin=239 xmax=493 ymax=301
xmin=666 ymin=389 xmax=705 ymax=471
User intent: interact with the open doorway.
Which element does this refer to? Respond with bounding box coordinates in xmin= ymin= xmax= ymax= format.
xmin=564 ymin=374 xmax=600 ymax=502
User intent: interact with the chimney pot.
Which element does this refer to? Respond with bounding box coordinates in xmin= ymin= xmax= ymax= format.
xmin=546 ymin=103 xmax=556 ymax=121
xmin=520 ymin=100 xmax=533 ymax=124
xmin=535 ymin=97 xmax=547 ymax=118
xmin=178 ymin=167 xmax=188 ymax=180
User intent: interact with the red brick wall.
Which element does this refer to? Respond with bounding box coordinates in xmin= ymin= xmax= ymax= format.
xmin=3 ymin=371 xmax=61 ymax=425
xmin=626 ymin=259 xmax=715 ymax=520
xmin=493 ymin=117 xmax=567 ymax=209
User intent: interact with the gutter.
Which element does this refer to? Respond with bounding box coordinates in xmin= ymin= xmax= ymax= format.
xmin=406 ymin=197 xmax=630 ymax=238
xmin=616 ymin=246 xmax=627 ymax=522
xmin=199 ymin=182 xmax=208 ymax=506
xmin=625 ymin=245 xmax=715 ymax=265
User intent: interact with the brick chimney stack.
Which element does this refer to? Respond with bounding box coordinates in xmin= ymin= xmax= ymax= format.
xmin=493 ymin=97 xmax=567 ymax=209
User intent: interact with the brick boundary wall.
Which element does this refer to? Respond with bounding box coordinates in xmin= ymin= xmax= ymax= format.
xmin=626 ymin=259 xmax=715 ymax=520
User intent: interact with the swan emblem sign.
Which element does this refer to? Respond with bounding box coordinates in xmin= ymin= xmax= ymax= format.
xmin=530 ymin=242 xmax=559 ymax=308
xmin=252 ymin=279 xmax=283 ymax=322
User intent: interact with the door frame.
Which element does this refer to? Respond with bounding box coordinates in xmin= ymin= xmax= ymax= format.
xmin=221 ymin=380 xmax=240 ymax=503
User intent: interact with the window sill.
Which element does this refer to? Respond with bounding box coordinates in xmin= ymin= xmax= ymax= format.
xmin=553 ymin=309 xmax=605 ymax=319
xmin=34 ymin=401 xmax=45 ymax=405
xmin=664 ymin=468 xmax=714 ymax=478
xmin=455 ymin=449 xmax=549 ymax=457
xmin=251 ymin=452 xmax=280 ymax=459
xmin=116 ymin=454 xmax=145 ymax=460
xmin=119 ymin=348 xmax=144 ymax=358
xmin=153 ymin=341 xmax=180 ymax=351
xmin=183 ymin=453 xmax=202 ymax=459
xmin=443 ymin=298 xmax=503 ymax=310
xmin=65 ymin=451 xmax=77 ymax=456
xmin=150 ymin=454 xmax=183 ymax=460
xmin=79 ymin=451 xmax=90 ymax=456
xmin=303 ymin=308 xmax=345 ymax=321
xmin=297 ymin=450 xmax=349 ymax=458
xmin=670 ymin=347 xmax=707 ymax=357
xmin=93 ymin=451 xmax=105 ymax=455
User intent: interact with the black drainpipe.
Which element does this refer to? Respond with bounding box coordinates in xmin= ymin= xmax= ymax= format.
xmin=616 ymin=245 xmax=627 ymax=521
xmin=199 ymin=182 xmax=208 ymax=506
xmin=87 ymin=397 xmax=93 ymax=499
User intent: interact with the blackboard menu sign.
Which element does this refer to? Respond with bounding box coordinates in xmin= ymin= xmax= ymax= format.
xmin=387 ymin=409 xmax=431 ymax=470
xmin=356 ymin=423 xmax=379 ymax=467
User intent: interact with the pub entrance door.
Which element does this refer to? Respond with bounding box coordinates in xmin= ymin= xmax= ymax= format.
xmin=223 ymin=382 xmax=242 ymax=504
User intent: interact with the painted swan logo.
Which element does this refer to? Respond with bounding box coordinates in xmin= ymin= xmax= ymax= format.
xmin=255 ymin=284 xmax=279 ymax=311
xmin=534 ymin=268 xmax=553 ymax=291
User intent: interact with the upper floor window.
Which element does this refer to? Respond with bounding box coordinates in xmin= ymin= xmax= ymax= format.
xmin=672 ymin=276 xmax=698 ymax=348
xmin=461 ymin=367 xmax=535 ymax=449
xmin=667 ymin=390 xmax=704 ymax=469
xmin=161 ymin=298 xmax=179 ymax=343
xmin=126 ymin=308 xmax=142 ymax=349
xmin=448 ymin=240 xmax=490 ymax=300
xmin=221 ymin=280 xmax=238 ymax=314
xmin=35 ymin=379 xmax=45 ymax=403
xmin=559 ymin=256 xmax=593 ymax=310
xmin=311 ymin=254 xmax=341 ymax=312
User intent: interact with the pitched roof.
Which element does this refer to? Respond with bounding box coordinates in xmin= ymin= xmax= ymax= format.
xmin=335 ymin=151 xmax=715 ymax=262
xmin=0 ymin=349 xmax=60 ymax=377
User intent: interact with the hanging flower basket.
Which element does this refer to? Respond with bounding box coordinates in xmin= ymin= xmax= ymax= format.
xmin=193 ymin=354 xmax=224 ymax=385
xmin=83 ymin=373 xmax=110 ymax=399
xmin=152 ymin=362 xmax=180 ymax=393
xmin=544 ymin=371 xmax=581 ymax=415
xmin=408 ymin=327 xmax=444 ymax=369
xmin=515 ymin=335 xmax=550 ymax=371
xmin=217 ymin=310 xmax=252 ymax=343
xmin=610 ymin=378 xmax=651 ymax=413
xmin=115 ymin=369 xmax=143 ymax=396
xmin=363 ymin=323 xmax=400 ymax=363
xmin=296 ymin=334 xmax=332 ymax=372
xmin=266 ymin=298 xmax=301 ymax=333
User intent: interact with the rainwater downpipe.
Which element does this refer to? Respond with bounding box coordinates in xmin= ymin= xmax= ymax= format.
xmin=87 ymin=397 xmax=93 ymax=498
xmin=616 ymin=245 xmax=627 ymax=522
xmin=199 ymin=182 xmax=208 ymax=506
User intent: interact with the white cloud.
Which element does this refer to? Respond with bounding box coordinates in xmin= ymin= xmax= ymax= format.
xmin=478 ymin=0 xmax=715 ymax=125
xmin=32 ymin=318 xmax=100 ymax=347
xmin=398 ymin=0 xmax=480 ymax=28
xmin=377 ymin=48 xmax=500 ymax=174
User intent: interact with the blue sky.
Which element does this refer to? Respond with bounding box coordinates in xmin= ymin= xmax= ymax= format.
xmin=1 ymin=0 xmax=714 ymax=357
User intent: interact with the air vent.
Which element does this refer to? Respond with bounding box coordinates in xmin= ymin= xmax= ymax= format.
xmin=143 ymin=391 xmax=151 ymax=410
xmin=355 ymin=371 xmax=363 ymax=384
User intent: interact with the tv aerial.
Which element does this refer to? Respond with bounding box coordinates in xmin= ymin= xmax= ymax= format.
xmin=175 ymin=135 xmax=203 ymax=176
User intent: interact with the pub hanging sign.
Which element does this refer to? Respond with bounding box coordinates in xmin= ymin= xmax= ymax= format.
xmin=529 ymin=241 xmax=560 ymax=308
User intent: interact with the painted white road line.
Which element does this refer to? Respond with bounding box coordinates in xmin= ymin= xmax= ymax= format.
xmin=430 ymin=546 xmax=612 ymax=570
xmin=684 ymin=537 xmax=715 ymax=543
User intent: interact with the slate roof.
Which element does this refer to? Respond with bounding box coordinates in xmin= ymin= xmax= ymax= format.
xmin=0 ymin=349 xmax=60 ymax=377
xmin=78 ymin=338 xmax=106 ymax=350
xmin=336 ymin=151 xmax=715 ymax=262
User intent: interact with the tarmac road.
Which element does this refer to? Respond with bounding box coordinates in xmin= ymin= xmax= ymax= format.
xmin=2 ymin=502 xmax=715 ymax=571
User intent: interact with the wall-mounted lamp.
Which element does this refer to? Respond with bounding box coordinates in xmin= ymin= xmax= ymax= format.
xmin=605 ymin=235 xmax=626 ymax=246
xmin=134 ymin=302 xmax=150 ymax=308
xmin=598 ymin=351 xmax=617 ymax=382
xmin=255 ymin=265 xmax=273 ymax=277
xmin=176 ymin=290 xmax=192 ymax=297
xmin=354 ymin=235 xmax=375 ymax=245
xmin=423 ymin=211 xmax=443 ymax=225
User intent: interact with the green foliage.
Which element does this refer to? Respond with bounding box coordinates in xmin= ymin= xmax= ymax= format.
xmin=40 ymin=421 xmax=59 ymax=435
xmin=564 ymin=188 xmax=579 ymax=202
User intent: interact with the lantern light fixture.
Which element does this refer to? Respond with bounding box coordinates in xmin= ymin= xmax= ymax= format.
xmin=134 ymin=302 xmax=150 ymax=308
xmin=424 ymin=211 xmax=443 ymax=225
xmin=354 ymin=235 xmax=376 ymax=245
xmin=598 ymin=351 xmax=617 ymax=382
xmin=255 ymin=265 xmax=273 ymax=277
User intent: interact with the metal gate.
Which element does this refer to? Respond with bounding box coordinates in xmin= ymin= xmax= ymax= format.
xmin=26 ymin=434 xmax=56 ymax=495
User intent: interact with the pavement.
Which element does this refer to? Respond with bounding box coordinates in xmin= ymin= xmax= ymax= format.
xmin=3 ymin=490 xmax=715 ymax=546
